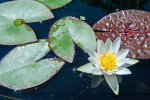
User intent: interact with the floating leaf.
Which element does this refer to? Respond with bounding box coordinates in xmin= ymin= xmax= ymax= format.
xmin=49 ymin=17 xmax=96 ymax=63
xmin=0 ymin=40 xmax=64 ymax=90
xmin=0 ymin=39 xmax=50 ymax=75
xmin=93 ymin=10 xmax=150 ymax=59
xmin=36 ymin=0 xmax=72 ymax=9
xmin=0 ymin=0 xmax=54 ymax=45
xmin=0 ymin=58 xmax=64 ymax=90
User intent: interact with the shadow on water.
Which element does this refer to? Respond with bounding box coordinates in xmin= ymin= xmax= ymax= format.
xmin=80 ymin=0 xmax=149 ymax=12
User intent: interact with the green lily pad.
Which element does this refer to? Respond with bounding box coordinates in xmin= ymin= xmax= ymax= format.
xmin=36 ymin=0 xmax=72 ymax=9
xmin=0 ymin=0 xmax=54 ymax=45
xmin=0 ymin=39 xmax=50 ymax=75
xmin=49 ymin=17 xmax=96 ymax=63
xmin=0 ymin=40 xmax=65 ymax=90
xmin=0 ymin=58 xmax=64 ymax=90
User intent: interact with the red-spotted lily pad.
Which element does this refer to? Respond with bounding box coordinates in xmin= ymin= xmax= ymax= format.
xmin=0 ymin=0 xmax=54 ymax=45
xmin=49 ymin=17 xmax=96 ymax=63
xmin=36 ymin=0 xmax=72 ymax=9
xmin=93 ymin=10 xmax=150 ymax=59
xmin=0 ymin=40 xmax=64 ymax=90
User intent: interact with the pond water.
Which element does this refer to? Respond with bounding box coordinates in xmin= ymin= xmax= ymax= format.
xmin=0 ymin=0 xmax=150 ymax=100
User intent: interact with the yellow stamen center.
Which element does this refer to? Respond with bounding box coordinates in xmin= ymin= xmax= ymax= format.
xmin=99 ymin=52 xmax=117 ymax=71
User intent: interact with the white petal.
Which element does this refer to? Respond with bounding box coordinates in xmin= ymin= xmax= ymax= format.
xmin=88 ymin=56 xmax=99 ymax=65
xmin=116 ymin=59 xmax=126 ymax=67
xmin=104 ymin=75 xmax=119 ymax=95
xmin=117 ymin=49 xmax=129 ymax=60
xmin=94 ymin=52 xmax=99 ymax=59
xmin=76 ymin=63 xmax=94 ymax=73
xmin=112 ymin=37 xmax=121 ymax=53
xmin=97 ymin=40 xmax=105 ymax=55
xmin=117 ymin=58 xmax=139 ymax=68
xmin=117 ymin=63 xmax=131 ymax=70
xmin=104 ymin=38 xmax=112 ymax=53
xmin=126 ymin=58 xmax=139 ymax=65
xmin=102 ymin=70 xmax=114 ymax=75
xmin=92 ymin=67 xmax=103 ymax=75
xmin=115 ymin=68 xmax=131 ymax=75
xmin=91 ymin=76 xmax=103 ymax=88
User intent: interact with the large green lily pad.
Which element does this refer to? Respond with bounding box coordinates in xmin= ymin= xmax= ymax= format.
xmin=0 ymin=40 xmax=65 ymax=90
xmin=36 ymin=0 xmax=72 ymax=9
xmin=49 ymin=17 xmax=96 ymax=63
xmin=0 ymin=0 xmax=54 ymax=45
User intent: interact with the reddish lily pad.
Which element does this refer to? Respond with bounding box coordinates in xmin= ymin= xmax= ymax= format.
xmin=93 ymin=10 xmax=150 ymax=59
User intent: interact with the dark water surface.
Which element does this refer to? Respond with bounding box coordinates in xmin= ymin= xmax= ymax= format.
xmin=0 ymin=0 xmax=150 ymax=100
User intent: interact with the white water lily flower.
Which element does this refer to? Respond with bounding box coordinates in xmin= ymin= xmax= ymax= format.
xmin=77 ymin=37 xmax=139 ymax=95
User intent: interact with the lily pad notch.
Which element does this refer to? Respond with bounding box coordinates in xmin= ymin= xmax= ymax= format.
xmin=0 ymin=0 xmax=54 ymax=45
xmin=0 ymin=40 xmax=64 ymax=90
xmin=49 ymin=17 xmax=96 ymax=63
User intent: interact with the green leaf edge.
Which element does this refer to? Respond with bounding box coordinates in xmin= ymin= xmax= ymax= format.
xmin=25 ymin=0 xmax=54 ymax=23
xmin=36 ymin=0 xmax=72 ymax=10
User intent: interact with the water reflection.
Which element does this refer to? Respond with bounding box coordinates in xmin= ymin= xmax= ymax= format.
xmin=80 ymin=0 xmax=148 ymax=12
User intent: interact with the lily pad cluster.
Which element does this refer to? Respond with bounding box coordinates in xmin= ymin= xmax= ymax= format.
xmin=0 ymin=0 xmax=147 ymax=95
xmin=0 ymin=0 xmax=97 ymax=90
xmin=0 ymin=0 xmax=72 ymax=45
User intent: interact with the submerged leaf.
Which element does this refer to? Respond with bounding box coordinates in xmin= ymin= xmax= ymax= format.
xmin=0 ymin=58 xmax=64 ymax=90
xmin=36 ymin=0 xmax=72 ymax=9
xmin=0 ymin=0 xmax=54 ymax=45
xmin=49 ymin=17 xmax=96 ymax=63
